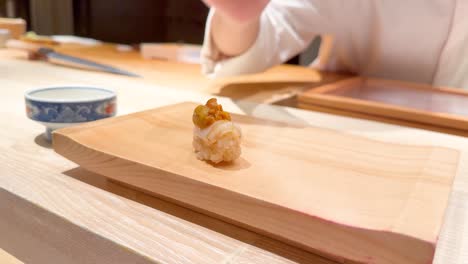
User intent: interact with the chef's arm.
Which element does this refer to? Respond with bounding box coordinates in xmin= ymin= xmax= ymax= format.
xmin=201 ymin=0 xmax=337 ymax=77
xmin=210 ymin=14 xmax=261 ymax=57
xmin=204 ymin=0 xmax=269 ymax=57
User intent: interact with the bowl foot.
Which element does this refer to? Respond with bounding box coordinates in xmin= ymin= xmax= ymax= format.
xmin=44 ymin=127 xmax=53 ymax=142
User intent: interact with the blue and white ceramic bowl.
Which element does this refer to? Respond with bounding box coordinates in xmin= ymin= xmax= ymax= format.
xmin=25 ymin=85 xmax=117 ymax=141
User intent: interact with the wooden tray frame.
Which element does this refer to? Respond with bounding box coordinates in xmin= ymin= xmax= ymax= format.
xmin=298 ymin=77 xmax=468 ymax=131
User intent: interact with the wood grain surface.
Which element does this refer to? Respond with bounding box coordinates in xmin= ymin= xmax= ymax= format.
xmin=1 ymin=46 xmax=468 ymax=264
xmin=53 ymin=102 xmax=459 ymax=264
xmin=296 ymin=103 xmax=468 ymax=138
xmin=0 ymin=55 xmax=342 ymax=264
xmin=0 ymin=18 xmax=26 ymax=39
xmin=299 ymin=77 xmax=468 ymax=132
xmin=0 ymin=249 xmax=23 ymax=264
xmin=0 ymin=43 xmax=347 ymax=104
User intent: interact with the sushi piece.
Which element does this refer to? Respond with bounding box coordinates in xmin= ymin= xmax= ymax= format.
xmin=192 ymin=98 xmax=242 ymax=164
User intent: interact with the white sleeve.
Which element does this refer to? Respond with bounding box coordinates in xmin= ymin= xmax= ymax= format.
xmin=201 ymin=0 xmax=336 ymax=78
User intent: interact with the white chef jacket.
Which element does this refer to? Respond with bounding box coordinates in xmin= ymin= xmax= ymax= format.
xmin=201 ymin=0 xmax=468 ymax=89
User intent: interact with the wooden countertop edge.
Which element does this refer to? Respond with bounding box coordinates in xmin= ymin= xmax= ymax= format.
xmin=0 ymin=188 xmax=156 ymax=264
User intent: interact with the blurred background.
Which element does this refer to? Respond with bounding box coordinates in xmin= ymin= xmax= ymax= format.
xmin=0 ymin=0 xmax=208 ymax=44
xmin=0 ymin=0 xmax=320 ymax=65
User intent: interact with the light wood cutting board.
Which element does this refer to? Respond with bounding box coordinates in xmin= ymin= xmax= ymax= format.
xmin=53 ymin=102 xmax=459 ymax=264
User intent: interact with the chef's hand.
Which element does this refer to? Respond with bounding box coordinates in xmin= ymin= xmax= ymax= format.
xmin=202 ymin=0 xmax=270 ymax=56
xmin=202 ymin=0 xmax=270 ymax=23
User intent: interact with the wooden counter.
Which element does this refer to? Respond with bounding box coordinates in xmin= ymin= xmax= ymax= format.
xmin=0 ymin=45 xmax=467 ymax=264
xmin=0 ymin=43 xmax=347 ymax=104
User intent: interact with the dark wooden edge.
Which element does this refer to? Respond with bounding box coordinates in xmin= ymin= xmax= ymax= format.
xmin=304 ymin=77 xmax=364 ymax=94
xmin=304 ymin=77 xmax=468 ymax=97
xmin=297 ymin=103 xmax=468 ymax=137
xmin=365 ymin=78 xmax=468 ymax=96
xmin=298 ymin=78 xmax=468 ymax=131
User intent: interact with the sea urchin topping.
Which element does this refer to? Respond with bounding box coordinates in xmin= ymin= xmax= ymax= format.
xmin=193 ymin=98 xmax=231 ymax=129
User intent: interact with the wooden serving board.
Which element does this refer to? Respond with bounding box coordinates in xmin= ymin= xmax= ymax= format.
xmin=298 ymin=77 xmax=468 ymax=132
xmin=53 ymin=102 xmax=459 ymax=264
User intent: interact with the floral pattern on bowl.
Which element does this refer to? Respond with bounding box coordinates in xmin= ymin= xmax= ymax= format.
xmin=26 ymin=99 xmax=116 ymax=123
xmin=25 ymin=86 xmax=117 ymax=141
